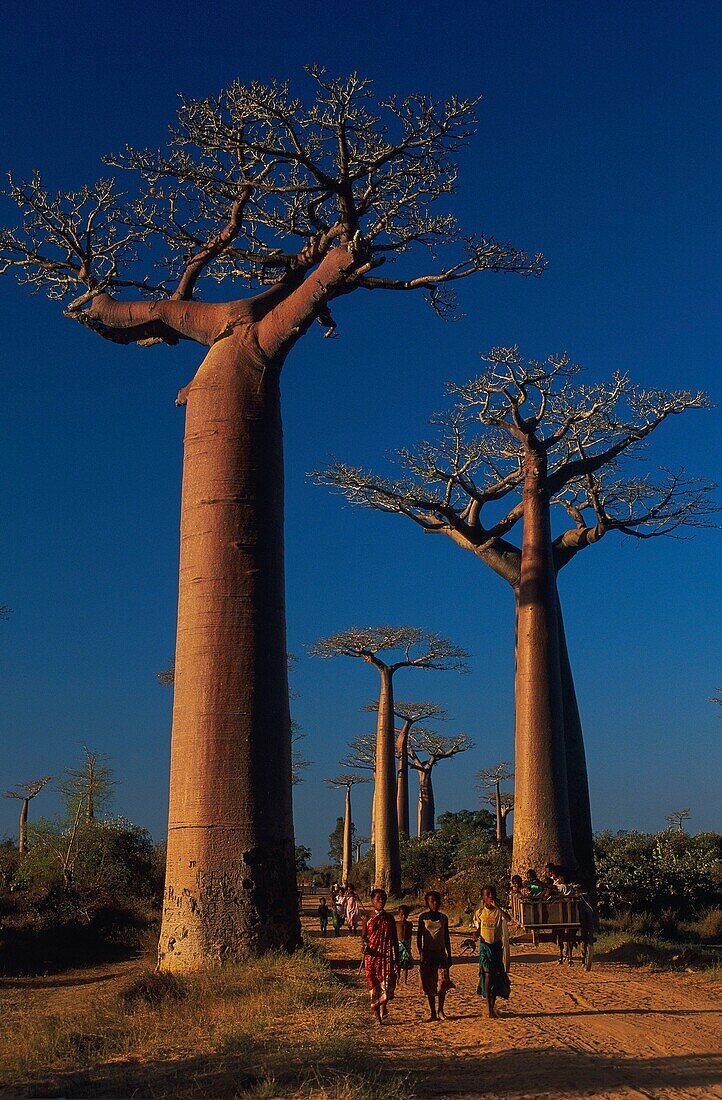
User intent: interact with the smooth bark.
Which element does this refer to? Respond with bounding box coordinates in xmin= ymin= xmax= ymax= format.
xmin=342 ymin=785 xmax=353 ymax=886
xmin=374 ymin=668 xmax=401 ymax=894
xmin=494 ymin=781 xmax=503 ymax=844
xmin=18 ymin=799 xmax=28 ymax=856
xmin=159 ymin=329 xmax=299 ymax=970
xmin=417 ymin=767 xmax=435 ymax=836
xmin=512 ymin=445 xmax=575 ymax=877
xmin=556 ymin=597 xmax=596 ymax=894
xmin=395 ymin=719 xmax=412 ymax=837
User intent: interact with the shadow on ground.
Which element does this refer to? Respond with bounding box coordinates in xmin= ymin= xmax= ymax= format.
xmin=4 ymin=1048 xmax=721 ymax=1098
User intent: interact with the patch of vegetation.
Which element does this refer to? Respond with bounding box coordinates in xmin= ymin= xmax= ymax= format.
xmin=0 ymin=950 xmax=415 ymax=1098
xmin=0 ymin=818 xmax=164 ymax=974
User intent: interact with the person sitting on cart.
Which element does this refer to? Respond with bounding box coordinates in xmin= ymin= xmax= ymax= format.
xmin=510 ymin=875 xmax=524 ymax=897
xmin=547 ymin=866 xmax=576 ymax=964
xmin=524 ymin=869 xmax=544 ymax=898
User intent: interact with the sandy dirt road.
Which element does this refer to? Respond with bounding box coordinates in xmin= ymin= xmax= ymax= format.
xmin=304 ymin=901 xmax=722 ymax=1099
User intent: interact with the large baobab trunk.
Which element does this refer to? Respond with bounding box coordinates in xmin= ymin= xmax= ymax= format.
xmin=512 ymin=445 xmax=575 ymax=877
xmin=417 ymin=768 xmax=435 ymax=836
xmin=374 ymin=668 xmax=401 ymax=895
xmin=396 ymin=720 xmax=411 ymax=837
xmin=18 ymin=799 xmax=29 ymax=856
xmin=342 ymin=785 xmax=353 ymax=886
xmin=159 ymin=334 xmax=300 ymax=971
xmin=556 ymin=598 xmax=596 ymax=895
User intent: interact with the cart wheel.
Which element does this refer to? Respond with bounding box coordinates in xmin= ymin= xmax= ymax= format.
xmin=583 ymin=941 xmax=594 ymax=971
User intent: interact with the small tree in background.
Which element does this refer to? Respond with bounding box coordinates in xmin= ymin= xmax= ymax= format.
xmin=408 ymin=729 xmax=473 ymax=835
xmin=364 ymin=699 xmax=447 ymax=837
xmin=477 ymin=762 xmax=514 ymax=844
xmin=60 ymin=748 xmax=115 ymax=825
xmin=3 ymin=777 xmax=52 ymax=855
xmin=354 ymin=835 xmax=369 ymax=863
xmin=325 ymin=774 xmax=370 ymax=884
xmin=311 ymin=627 xmax=467 ymax=894
xmin=665 ymin=808 xmax=691 ymax=833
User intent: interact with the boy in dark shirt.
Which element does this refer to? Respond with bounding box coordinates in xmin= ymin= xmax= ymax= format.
xmin=416 ymin=890 xmax=453 ymax=1021
xmin=317 ymin=897 xmax=329 ymax=937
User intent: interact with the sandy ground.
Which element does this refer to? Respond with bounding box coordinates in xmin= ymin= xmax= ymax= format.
xmin=304 ymin=899 xmax=722 ymax=1100
xmin=1 ymin=909 xmax=719 ymax=1099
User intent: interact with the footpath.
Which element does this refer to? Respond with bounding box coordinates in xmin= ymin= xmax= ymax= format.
xmin=301 ymin=895 xmax=722 ymax=1099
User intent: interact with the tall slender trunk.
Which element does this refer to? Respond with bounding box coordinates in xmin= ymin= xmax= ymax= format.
xmin=417 ymin=768 xmax=435 ymax=835
xmin=342 ymin=785 xmax=352 ymax=885
xmin=159 ymin=334 xmax=300 ymax=971
xmin=499 ymin=808 xmax=509 ymax=842
xmin=512 ymin=445 xmax=574 ymax=877
xmin=556 ymin=595 xmax=596 ymax=895
xmin=374 ymin=667 xmax=401 ymax=895
xmin=18 ymin=799 xmax=28 ymax=856
xmin=494 ymin=780 xmax=503 ymax=844
xmin=396 ymin=720 xmax=411 ymax=837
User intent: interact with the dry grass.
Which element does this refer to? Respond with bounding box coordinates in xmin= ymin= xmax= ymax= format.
xmin=0 ymin=949 xmax=415 ymax=1099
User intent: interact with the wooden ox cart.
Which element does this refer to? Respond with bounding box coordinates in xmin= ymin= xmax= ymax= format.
xmin=510 ymin=893 xmax=594 ymax=970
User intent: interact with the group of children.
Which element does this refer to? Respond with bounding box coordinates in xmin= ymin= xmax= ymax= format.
xmin=313 ymin=864 xmax=584 ymax=1025
xmin=321 ymin=884 xmax=513 ymax=1026
xmin=509 ymin=863 xmax=577 ymax=902
xmin=316 ymin=883 xmax=362 ymax=937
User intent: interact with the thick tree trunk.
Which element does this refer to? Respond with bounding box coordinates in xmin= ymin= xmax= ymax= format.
xmin=499 ymin=808 xmax=509 ymax=842
xmin=417 ymin=768 xmax=435 ymax=835
xmin=374 ymin=667 xmax=401 ymax=895
xmin=556 ymin=596 xmax=597 ymax=896
xmin=512 ymin=445 xmax=575 ymax=877
xmin=18 ymin=799 xmax=28 ymax=856
xmin=342 ymin=786 xmax=352 ymax=886
xmin=396 ymin=720 xmax=411 ymax=837
xmin=158 ymin=333 xmax=300 ymax=971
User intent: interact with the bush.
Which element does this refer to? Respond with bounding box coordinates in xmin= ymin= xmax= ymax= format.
xmin=595 ymin=830 xmax=722 ymax=918
xmin=0 ymin=817 xmax=164 ymax=973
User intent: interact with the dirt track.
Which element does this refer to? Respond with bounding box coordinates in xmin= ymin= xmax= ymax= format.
xmin=305 ymin=901 xmax=722 ymax=1099
xmin=1 ymin=909 xmax=720 ymax=1099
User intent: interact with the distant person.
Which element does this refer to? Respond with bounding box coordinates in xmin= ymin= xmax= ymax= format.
xmin=317 ymin=897 xmax=329 ymax=937
xmin=345 ymin=885 xmax=361 ymax=934
xmin=395 ymin=905 xmax=414 ymax=984
xmin=473 ymin=884 xmax=511 ymax=1018
xmin=310 ymin=877 xmax=318 ymax=894
xmin=331 ymin=893 xmax=344 ymax=936
xmin=361 ymin=888 xmax=399 ymax=1025
xmin=417 ymin=891 xmax=453 ymax=1022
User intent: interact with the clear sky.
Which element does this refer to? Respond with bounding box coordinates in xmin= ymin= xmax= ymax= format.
xmin=1 ymin=1 xmax=720 ymax=863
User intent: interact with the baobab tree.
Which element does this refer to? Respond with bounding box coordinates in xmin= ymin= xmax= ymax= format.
xmin=354 ymin=835 xmax=369 ymax=862
xmin=315 ymin=348 xmax=715 ymax=883
xmin=310 ymin=627 xmax=467 ymax=893
xmin=325 ymin=774 xmax=370 ymax=884
xmin=4 ymin=776 xmax=52 ymax=855
xmin=60 ymin=748 xmax=115 ymax=824
xmin=484 ymin=791 xmax=514 ymax=842
xmin=364 ymin=699 xmax=448 ymax=837
xmin=408 ymin=729 xmax=473 ymax=835
xmin=477 ymin=762 xmax=514 ymax=844
xmin=0 ymin=72 xmax=542 ymax=967
xmin=665 ymin=808 xmax=691 ymax=833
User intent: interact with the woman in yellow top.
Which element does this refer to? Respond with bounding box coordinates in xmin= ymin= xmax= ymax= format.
xmin=472 ymin=884 xmax=511 ymax=1018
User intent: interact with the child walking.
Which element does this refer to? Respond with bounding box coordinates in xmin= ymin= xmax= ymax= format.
xmin=317 ymin=897 xmax=329 ymax=937
xmin=361 ymin=888 xmax=400 ymax=1025
xmin=395 ymin=905 xmax=414 ymax=984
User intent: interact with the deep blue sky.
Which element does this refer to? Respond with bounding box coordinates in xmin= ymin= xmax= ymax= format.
xmin=1 ymin=1 xmax=720 ymax=862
